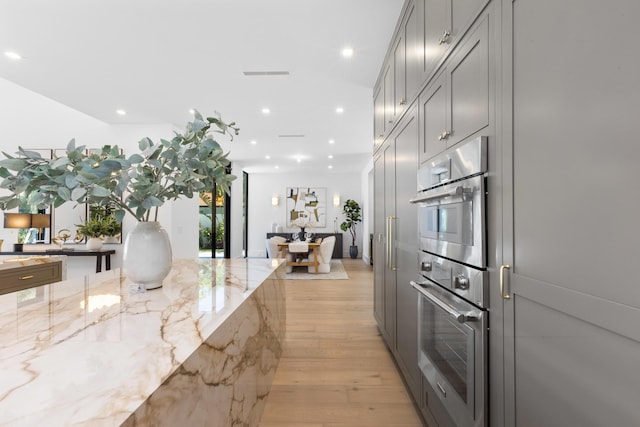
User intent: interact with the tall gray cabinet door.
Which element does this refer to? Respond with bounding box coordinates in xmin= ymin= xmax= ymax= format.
xmin=418 ymin=71 xmax=447 ymax=163
xmin=393 ymin=32 xmax=406 ymax=120
xmin=403 ymin=0 xmax=421 ymax=103
xmin=383 ymin=142 xmax=397 ymax=347
xmin=383 ymin=62 xmax=394 ymax=133
xmin=447 ymin=14 xmax=489 ymax=147
xmin=423 ymin=0 xmax=450 ymax=79
xmin=373 ymin=152 xmax=386 ymax=326
xmin=500 ymin=1 xmax=640 ymax=426
xmin=373 ymin=86 xmax=385 ymax=153
xmin=392 ymin=105 xmax=420 ymax=401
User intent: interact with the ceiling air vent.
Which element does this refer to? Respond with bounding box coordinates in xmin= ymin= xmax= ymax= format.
xmin=243 ymin=71 xmax=290 ymax=76
xmin=278 ymin=134 xmax=305 ymax=138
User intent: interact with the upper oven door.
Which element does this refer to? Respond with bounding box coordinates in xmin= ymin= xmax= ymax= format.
xmin=415 ymin=175 xmax=486 ymax=268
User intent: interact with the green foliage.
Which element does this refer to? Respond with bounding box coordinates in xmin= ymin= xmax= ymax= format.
xmin=339 ymin=199 xmax=362 ymax=246
xmin=90 ymin=205 xmax=122 ymax=237
xmin=0 ymin=111 xmax=239 ymax=222
xmin=75 ymin=218 xmax=108 ymax=238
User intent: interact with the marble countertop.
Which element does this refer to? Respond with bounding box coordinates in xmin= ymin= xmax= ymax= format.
xmin=0 ymin=255 xmax=65 ymax=271
xmin=0 ymin=258 xmax=283 ymax=426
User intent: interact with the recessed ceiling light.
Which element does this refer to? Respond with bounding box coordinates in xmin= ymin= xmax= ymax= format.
xmin=243 ymin=71 xmax=290 ymax=76
xmin=329 ymin=139 xmax=335 ymax=144
xmin=328 ymin=165 xmax=333 ymax=169
xmin=328 ymin=155 xmax=333 ymax=159
xmin=262 ymin=108 xmax=271 ymax=114
xmin=4 ymin=51 xmax=22 ymax=61
xmin=341 ymin=47 xmax=354 ymax=58
xmin=116 ymin=109 xmax=127 ymax=116
xmin=265 ymin=155 xmax=271 ymax=160
xmin=275 ymin=165 xmax=279 ymax=169
xmin=335 ymin=107 xmax=344 ymax=114
xmin=189 ymin=109 xmax=195 ymax=115
xmin=250 ymin=140 xmax=257 ymax=145
xmin=296 ymin=158 xmax=302 ymax=163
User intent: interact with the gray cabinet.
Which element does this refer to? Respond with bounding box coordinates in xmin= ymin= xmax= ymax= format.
xmin=447 ymin=14 xmax=489 ymax=146
xmin=422 ymin=0 xmax=490 ymax=83
xmin=494 ymin=0 xmax=640 ymax=425
xmin=391 ymin=104 xmax=420 ymax=402
xmin=373 ymin=85 xmax=385 ymax=153
xmin=374 ymin=105 xmax=421 ymax=403
xmin=382 ymin=141 xmax=397 ymax=347
xmin=373 ymin=140 xmax=396 ymax=347
xmin=403 ymin=0 xmax=421 ymax=104
xmin=373 ymin=154 xmax=386 ymax=326
xmin=383 ymin=62 xmax=395 ymax=134
xmin=418 ymin=70 xmax=447 ymax=163
xmin=419 ymin=13 xmax=490 ymax=163
xmin=422 ymin=0 xmax=449 ymax=79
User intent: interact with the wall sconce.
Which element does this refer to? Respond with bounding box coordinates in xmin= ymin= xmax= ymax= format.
xmin=333 ymin=195 xmax=341 ymax=207
xmin=272 ymin=195 xmax=279 ymax=206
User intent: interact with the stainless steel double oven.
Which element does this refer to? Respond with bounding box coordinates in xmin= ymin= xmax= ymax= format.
xmin=410 ymin=137 xmax=488 ymax=427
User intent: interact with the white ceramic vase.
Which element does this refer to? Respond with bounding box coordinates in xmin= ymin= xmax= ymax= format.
xmin=86 ymin=237 xmax=103 ymax=251
xmin=123 ymin=221 xmax=172 ymax=290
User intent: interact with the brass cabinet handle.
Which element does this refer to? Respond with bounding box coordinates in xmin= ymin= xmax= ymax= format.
xmin=437 ymin=131 xmax=450 ymax=141
xmin=399 ymin=98 xmax=407 ymax=106
xmin=19 ymin=275 xmax=35 ymax=280
xmin=438 ymin=30 xmax=451 ymax=45
xmin=500 ymin=264 xmax=511 ymax=300
xmin=386 ymin=216 xmax=397 ymax=271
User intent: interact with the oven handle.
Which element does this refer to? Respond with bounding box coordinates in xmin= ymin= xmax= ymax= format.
xmin=411 ymin=281 xmax=479 ymax=323
xmin=409 ymin=185 xmax=471 ymax=204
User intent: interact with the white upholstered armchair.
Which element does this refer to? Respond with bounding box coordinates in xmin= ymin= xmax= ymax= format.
xmin=308 ymin=236 xmax=336 ymax=273
xmin=266 ymin=236 xmax=286 ymax=258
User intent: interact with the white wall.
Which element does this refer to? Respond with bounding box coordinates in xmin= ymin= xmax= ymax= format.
xmin=0 ymin=77 xmax=197 ymax=278
xmin=244 ymin=171 xmax=363 ymax=258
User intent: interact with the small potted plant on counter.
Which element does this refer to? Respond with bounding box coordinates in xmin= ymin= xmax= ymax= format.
xmin=340 ymin=199 xmax=362 ymax=259
xmin=75 ymin=217 xmax=108 ymax=250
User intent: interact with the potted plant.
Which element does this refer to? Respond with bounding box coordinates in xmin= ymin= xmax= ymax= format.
xmin=0 ymin=110 xmax=238 ymax=289
xmin=89 ymin=205 xmax=122 ymax=243
xmin=75 ymin=217 xmax=108 ymax=250
xmin=340 ymin=199 xmax=362 ymax=259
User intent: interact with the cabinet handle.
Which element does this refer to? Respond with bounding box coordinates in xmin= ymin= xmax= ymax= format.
xmin=19 ymin=275 xmax=35 ymax=280
xmin=378 ymin=134 xmax=384 ymax=138
xmin=500 ymin=264 xmax=511 ymax=300
xmin=387 ymin=119 xmax=394 ymax=124
xmin=438 ymin=30 xmax=451 ymax=45
xmin=438 ymin=131 xmax=450 ymax=141
xmin=386 ymin=216 xmax=397 ymax=271
xmin=399 ymin=98 xmax=407 ymax=106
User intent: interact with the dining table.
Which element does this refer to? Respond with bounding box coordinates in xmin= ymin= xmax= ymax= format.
xmin=277 ymin=241 xmax=321 ymax=273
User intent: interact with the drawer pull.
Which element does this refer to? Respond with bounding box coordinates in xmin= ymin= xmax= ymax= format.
xmin=19 ymin=275 xmax=35 ymax=280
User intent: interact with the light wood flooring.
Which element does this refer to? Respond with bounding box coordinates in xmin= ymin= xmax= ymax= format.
xmin=260 ymin=259 xmax=424 ymax=427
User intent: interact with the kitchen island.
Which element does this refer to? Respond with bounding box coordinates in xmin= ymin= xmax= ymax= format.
xmin=0 ymin=258 xmax=285 ymax=426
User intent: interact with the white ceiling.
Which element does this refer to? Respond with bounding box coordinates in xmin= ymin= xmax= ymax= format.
xmin=0 ymin=0 xmax=405 ymax=174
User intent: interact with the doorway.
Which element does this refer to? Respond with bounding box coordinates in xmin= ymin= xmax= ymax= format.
xmin=199 ymin=185 xmax=230 ymax=258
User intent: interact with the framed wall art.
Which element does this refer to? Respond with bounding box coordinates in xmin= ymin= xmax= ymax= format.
xmin=286 ymin=187 xmax=326 ymax=228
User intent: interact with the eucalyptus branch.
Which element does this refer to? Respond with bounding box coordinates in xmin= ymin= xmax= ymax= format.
xmin=0 ymin=110 xmax=238 ymax=224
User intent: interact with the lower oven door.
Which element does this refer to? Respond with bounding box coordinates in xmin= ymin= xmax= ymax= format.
xmin=412 ymin=280 xmax=487 ymax=427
